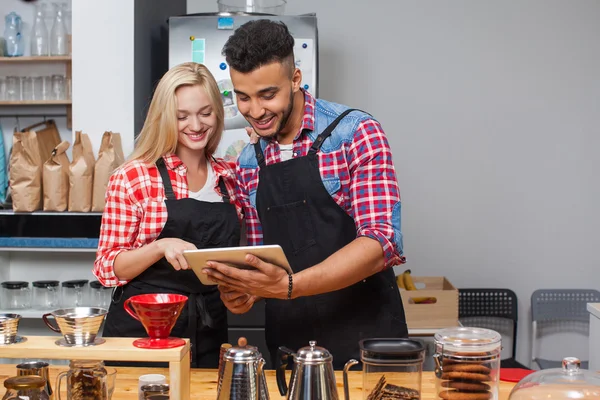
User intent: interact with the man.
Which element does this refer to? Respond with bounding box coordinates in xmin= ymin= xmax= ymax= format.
xmin=203 ymin=19 xmax=408 ymax=368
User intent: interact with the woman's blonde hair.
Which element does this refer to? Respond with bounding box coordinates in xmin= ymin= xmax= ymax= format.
xmin=129 ymin=62 xmax=225 ymax=164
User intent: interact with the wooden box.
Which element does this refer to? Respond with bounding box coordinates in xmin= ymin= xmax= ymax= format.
xmin=399 ymin=276 xmax=459 ymax=329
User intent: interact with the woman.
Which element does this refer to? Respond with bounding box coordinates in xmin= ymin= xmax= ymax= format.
xmin=93 ymin=62 xmax=244 ymax=368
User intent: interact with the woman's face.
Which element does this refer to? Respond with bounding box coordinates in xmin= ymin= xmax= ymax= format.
xmin=175 ymin=84 xmax=217 ymax=153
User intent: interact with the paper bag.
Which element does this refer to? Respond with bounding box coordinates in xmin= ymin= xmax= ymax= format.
xmin=43 ymin=141 xmax=70 ymax=211
xmin=68 ymin=131 xmax=95 ymax=212
xmin=92 ymin=131 xmax=124 ymax=212
xmin=21 ymin=120 xmax=61 ymax=166
xmin=9 ymin=130 xmax=43 ymax=212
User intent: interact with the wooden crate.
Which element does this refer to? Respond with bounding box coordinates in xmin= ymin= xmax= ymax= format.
xmin=399 ymin=276 xmax=459 ymax=329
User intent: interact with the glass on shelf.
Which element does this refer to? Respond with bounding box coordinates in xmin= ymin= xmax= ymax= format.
xmin=30 ymin=3 xmax=49 ymax=56
xmin=50 ymin=3 xmax=68 ymax=56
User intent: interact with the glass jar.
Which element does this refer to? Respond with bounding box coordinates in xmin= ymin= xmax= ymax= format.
xmin=434 ymin=327 xmax=501 ymax=400
xmin=508 ymin=357 xmax=600 ymax=400
xmin=89 ymin=280 xmax=112 ymax=309
xmin=32 ymin=280 xmax=60 ymax=309
xmin=1 ymin=281 xmax=31 ymax=309
xmin=343 ymin=338 xmax=425 ymax=400
xmin=2 ymin=375 xmax=50 ymax=400
xmin=56 ymin=360 xmax=109 ymax=400
xmin=61 ymin=280 xmax=88 ymax=307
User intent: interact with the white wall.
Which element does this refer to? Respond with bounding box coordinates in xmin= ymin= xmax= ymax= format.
xmin=71 ymin=0 xmax=135 ymax=156
xmin=188 ymin=0 xmax=600 ymax=366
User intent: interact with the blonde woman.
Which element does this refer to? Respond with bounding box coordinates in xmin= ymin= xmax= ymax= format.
xmin=93 ymin=62 xmax=245 ymax=368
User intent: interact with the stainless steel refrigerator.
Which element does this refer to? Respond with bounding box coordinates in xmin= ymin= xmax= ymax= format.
xmin=169 ymin=12 xmax=318 ymax=162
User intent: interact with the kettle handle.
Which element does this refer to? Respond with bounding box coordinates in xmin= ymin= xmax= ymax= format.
xmin=276 ymin=346 xmax=295 ymax=396
xmin=343 ymin=359 xmax=360 ymax=400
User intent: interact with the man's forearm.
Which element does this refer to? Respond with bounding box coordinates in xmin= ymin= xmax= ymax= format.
xmin=291 ymin=237 xmax=385 ymax=298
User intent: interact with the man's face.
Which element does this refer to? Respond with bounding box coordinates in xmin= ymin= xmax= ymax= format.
xmin=230 ymin=61 xmax=301 ymax=138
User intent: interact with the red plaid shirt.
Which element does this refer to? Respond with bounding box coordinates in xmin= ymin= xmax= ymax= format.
xmin=236 ymin=91 xmax=406 ymax=269
xmin=93 ymin=154 xmax=243 ymax=287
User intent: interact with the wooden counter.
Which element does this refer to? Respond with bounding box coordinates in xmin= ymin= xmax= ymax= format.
xmin=0 ymin=365 xmax=516 ymax=399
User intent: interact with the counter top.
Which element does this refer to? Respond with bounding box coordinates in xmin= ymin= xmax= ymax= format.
xmin=0 ymin=365 xmax=516 ymax=399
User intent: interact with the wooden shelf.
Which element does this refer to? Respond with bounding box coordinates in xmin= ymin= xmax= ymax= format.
xmin=0 ymin=56 xmax=71 ymax=63
xmin=0 ymin=100 xmax=72 ymax=105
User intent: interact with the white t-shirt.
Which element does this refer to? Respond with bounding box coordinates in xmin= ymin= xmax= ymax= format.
xmin=188 ymin=160 xmax=223 ymax=203
xmin=279 ymin=143 xmax=294 ymax=162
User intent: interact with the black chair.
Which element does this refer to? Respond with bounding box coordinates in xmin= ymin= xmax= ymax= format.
xmin=458 ymin=288 xmax=530 ymax=369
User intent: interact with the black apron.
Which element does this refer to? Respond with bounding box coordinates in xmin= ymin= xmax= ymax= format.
xmin=254 ymin=109 xmax=408 ymax=369
xmin=103 ymin=158 xmax=240 ymax=368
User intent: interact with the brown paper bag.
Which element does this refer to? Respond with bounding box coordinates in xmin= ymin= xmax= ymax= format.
xmin=68 ymin=131 xmax=95 ymax=212
xmin=92 ymin=131 xmax=124 ymax=212
xmin=43 ymin=141 xmax=70 ymax=211
xmin=9 ymin=130 xmax=43 ymax=212
xmin=21 ymin=120 xmax=61 ymax=166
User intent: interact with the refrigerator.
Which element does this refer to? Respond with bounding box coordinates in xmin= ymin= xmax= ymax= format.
xmin=169 ymin=12 xmax=318 ymax=366
xmin=169 ymin=12 xmax=318 ymax=163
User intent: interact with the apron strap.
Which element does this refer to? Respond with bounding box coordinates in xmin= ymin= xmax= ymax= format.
xmin=253 ymin=141 xmax=266 ymax=168
xmin=156 ymin=158 xmax=176 ymax=200
xmin=217 ymin=177 xmax=231 ymax=203
xmin=309 ymin=108 xmax=369 ymax=154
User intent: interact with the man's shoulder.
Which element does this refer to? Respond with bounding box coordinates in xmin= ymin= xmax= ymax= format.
xmin=314 ymin=98 xmax=378 ymax=152
xmin=237 ymin=141 xmax=263 ymax=171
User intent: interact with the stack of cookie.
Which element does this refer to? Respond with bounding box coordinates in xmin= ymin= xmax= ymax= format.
xmin=438 ymin=358 xmax=493 ymax=400
xmin=367 ymin=375 xmax=420 ymax=400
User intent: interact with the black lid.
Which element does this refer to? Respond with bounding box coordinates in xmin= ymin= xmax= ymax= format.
xmin=89 ymin=281 xmax=111 ymax=290
xmin=359 ymin=338 xmax=425 ymax=363
xmin=32 ymin=280 xmax=60 ymax=288
xmin=1 ymin=281 xmax=29 ymax=289
xmin=61 ymin=280 xmax=89 ymax=288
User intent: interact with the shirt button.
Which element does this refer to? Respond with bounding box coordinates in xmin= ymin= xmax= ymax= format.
xmin=293 ymin=152 xmax=297 ymax=157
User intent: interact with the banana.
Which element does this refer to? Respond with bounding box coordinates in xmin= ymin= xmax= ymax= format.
xmin=396 ymin=274 xmax=406 ymax=289
xmin=411 ymin=297 xmax=437 ymax=304
xmin=402 ymin=269 xmax=418 ymax=291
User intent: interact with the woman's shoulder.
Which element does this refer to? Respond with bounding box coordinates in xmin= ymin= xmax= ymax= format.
xmin=110 ymin=158 xmax=161 ymax=189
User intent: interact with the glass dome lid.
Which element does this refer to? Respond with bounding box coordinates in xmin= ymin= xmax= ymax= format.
xmin=508 ymin=357 xmax=600 ymax=400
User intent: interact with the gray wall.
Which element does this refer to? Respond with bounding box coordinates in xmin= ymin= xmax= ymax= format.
xmin=187 ymin=0 xmax=600 ymax=366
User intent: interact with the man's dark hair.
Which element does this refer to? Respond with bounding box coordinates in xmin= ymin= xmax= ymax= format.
xmin=222 ymin=20 xmax=295 ymax=74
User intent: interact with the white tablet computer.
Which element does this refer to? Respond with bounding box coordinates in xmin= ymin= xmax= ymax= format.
xmin=183 ymin=245 xmax=292 ymax=286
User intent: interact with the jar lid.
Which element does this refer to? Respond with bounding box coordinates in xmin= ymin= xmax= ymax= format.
xmin=359 ymin=338 xmax=425 ymax=363
xmin=90 ymin=280 xmax=111 ymax=290
xmin=295 ymin=341 xmax=333 ymax=364
xmin=224 ymin=344 xmax=262 ymax=362
xmin=434 ymin=327 xmax=501 ymax=353
xmin=508 ymin=357 xmax=600 ymax=399
xmin=1 ymin=281 xmax=29 ymax=289
xmin=4 ymin=375 xmax=45 ymax=389
xmin=62 ymin=279 xmax=89 ymax=288
xmin=32 ymin=280 xmax=60 ymax=288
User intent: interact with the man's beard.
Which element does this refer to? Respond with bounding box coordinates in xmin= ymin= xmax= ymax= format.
xmin=253 ymin=89 xmax=294 ymax=139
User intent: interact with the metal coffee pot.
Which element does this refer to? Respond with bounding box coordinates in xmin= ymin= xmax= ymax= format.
xmin=217 ymin=339 xmax=269 ymax=400
xmin=276 ymin=341 xmax=339 ymax=400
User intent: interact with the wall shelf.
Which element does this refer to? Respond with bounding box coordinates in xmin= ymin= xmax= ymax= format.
xmin=0 ymin=56 xmax=71 ymax=63
xmin=0 ymin=238 xmax=99 ymax=252
xmin=0 ymin=100 xmax=72 ymax=106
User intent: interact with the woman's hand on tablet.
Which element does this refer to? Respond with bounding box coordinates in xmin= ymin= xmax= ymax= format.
xmin=155 ymin=238 xmax=197 ymax=270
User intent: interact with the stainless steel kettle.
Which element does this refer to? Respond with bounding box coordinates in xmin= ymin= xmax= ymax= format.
xmin=217 ymin=340 xmax=269 ymax=400
xmin=276 ymin=341 xmax=339 ymax=400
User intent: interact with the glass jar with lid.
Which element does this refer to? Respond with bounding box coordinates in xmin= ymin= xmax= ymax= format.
xmin=1 ymin=281 xmax=31 ymax=309
xmin=2 ymin=375 xmax=50 ymax=400
xmin=56 ymin=360 xmax=109 ymax=400
xmin=508 ymin=357 xmax=600 ymax=399
xmin=343 ymin=338 xmax=425 ymax=400
xmin=433 ymin=327 xmax=502 ymax=400
xmin=61 ymin=280 xmax=88 ymax=307
xmin=32 ymin=280 xmax=60 ymax=309
xmin=89 ymin=280 xmax=113 ymax=309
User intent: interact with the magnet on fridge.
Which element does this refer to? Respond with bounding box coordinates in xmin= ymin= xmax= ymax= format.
xmin=218 ymin=17 xmax=234 ymax=30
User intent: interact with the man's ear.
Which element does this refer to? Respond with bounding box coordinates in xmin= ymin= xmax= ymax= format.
xmin=291 ymin=68 xmax=303 ymax=92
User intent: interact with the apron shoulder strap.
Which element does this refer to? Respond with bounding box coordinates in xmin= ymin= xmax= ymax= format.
xmin=218 ymin=177 xmax=232 ymax=203
xmin=253 ymin=141 xmax=266 ymax=168
xmin=309 ymin=108 xmax=370 ymax=154
xmin=156 ymin=157 xmax=176 ymax=200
